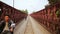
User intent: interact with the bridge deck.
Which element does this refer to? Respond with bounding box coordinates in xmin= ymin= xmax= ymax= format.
xmin=14 ymin=16 xmax=51 ymax=34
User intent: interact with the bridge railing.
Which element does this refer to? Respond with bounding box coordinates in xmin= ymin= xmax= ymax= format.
xmin=30 ymin=3 xmax=60 ymax=34
xmin=0 ymin=1 xmax=27 ymax=24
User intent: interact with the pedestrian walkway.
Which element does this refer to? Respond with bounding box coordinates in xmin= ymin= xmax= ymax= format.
xmin=14 ymin=16 xmax=51 ymax=34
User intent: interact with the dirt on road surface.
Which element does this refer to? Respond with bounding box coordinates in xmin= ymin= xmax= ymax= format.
xmin=14 ymin=16 xmax=51 ymax=34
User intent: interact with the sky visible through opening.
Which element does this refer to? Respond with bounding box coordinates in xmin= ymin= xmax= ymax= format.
xmin=0 ymin=0 xmax=49 ymax=14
